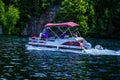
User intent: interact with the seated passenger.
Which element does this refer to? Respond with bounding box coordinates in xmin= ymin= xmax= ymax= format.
xmin=73 ymin=32 xmax=78 ymax=37
xmin=42 ymin=33 xmax=48 ymax=39
xmin=39 ymin=28 xmax=49 ymax=40
xmin=60 ymin=33 xmax=66 ymax=39
xmin=39 ymin=32 xmax=42 ymax=39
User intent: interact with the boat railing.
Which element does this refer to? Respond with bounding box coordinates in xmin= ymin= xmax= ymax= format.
xmin=29 ymin=37 xmax=46 ymax=42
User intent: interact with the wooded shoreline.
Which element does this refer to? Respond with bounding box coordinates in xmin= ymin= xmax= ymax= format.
xmin=0 ymin=0 xmax=120 ymax=39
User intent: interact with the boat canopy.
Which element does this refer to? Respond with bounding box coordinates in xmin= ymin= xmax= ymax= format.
xmin=45 ymin=22 xmax=79 ymax=28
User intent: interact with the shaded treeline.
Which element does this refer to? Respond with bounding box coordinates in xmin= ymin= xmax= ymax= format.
xmin=0 ymin=0 xmax=120 ymax=39
xmin=56 ymin=0 xmax=120 ymax=39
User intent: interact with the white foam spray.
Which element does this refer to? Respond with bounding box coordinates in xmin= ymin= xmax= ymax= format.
xmin=26 ymin=45 xmax=120 ymax=56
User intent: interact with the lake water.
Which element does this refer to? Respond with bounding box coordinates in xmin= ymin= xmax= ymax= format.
xmin=0 ymin=35 xmax=120 ymax=80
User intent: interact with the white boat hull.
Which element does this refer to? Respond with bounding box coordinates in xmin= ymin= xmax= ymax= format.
xmin=26 ymin=44 xmax=83 ymax=53
xmin=26 ymin=37 xmax=91 ymax=53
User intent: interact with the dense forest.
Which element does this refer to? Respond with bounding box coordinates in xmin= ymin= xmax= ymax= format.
xmin=0 ymin=0 xmax=120 ymax=39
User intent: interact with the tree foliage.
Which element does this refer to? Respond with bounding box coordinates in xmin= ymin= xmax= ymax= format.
xmin=0 ymin=0 xmax=19 ymax=35
xmin=1 ymin=0 xmax=50 ymax=35
xmin=0 ymin=0 xmax=120 ymax=39
xmin=56 ymin=0 xmax=120 ymax=39
xmin=4 ymin=5 xmax=20 ymax=35
xmin=0 ymin=0 xmax=5 ymax=24
xmin=56 ymin=0 xmax=90 ymax=36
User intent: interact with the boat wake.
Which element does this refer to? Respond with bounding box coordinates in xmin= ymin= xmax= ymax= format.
xmin=26 ymin=45 xmax=120 ymax=56
xmin=83 ymin=49 xmax=120 ymax=56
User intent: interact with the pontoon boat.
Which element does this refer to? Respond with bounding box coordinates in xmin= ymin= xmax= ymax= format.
xmin=26 ymin=22 xmax=91 ymax=52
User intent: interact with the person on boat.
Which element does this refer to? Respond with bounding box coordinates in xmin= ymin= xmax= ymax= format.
xmin=39 ymin=31 xmax=42 ymax=39
xmin=60 ymin=33 xmax=66 ymax=39
xmin=43 ymin=33 xmax=48 ymax=39
xmin=39 ymin=28 xmax=49 ymax=40
xmin=78 ymin=40 xmax=84 ymax=48
xmin=74 ymin=32 xmax=78 ymax=37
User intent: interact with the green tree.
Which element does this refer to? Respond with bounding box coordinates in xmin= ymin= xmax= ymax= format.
xmin=0 ymin=0 xmax=20 ymax=35
xmin=94 ymin=0 xmax=114 ymax=38
xmin=87 ymin=0 xmax=96 ymax=37
xmin=112 ymin=0 xmax=120 ymax=39
xmin=5 ymin=5 xmax=19 ymax=35
xmin=15 ymin=0 xmax=50 ymax=33
xmin=56 ymin=0 xmax=120 ymax=39
xmin=2 ymin=5 xmax=20 ymax=35
xmin=2 ymin=0 xmax=50 ymax=35
xmin=0 ymin=0 xmax=5 ymax=25
xmin=56 ymin=0 xmax=89 ymax=36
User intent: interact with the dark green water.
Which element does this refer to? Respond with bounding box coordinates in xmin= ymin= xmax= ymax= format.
xmin=0 ymin=35 xmax=120 ymax=80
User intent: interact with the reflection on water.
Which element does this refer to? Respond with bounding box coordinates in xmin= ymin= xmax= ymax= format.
xmin=0 ymin=35 xmax=120 ymax=80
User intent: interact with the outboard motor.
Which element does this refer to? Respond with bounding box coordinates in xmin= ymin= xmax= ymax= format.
xmin=95 ymin=45 xmax=104 ymax=50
